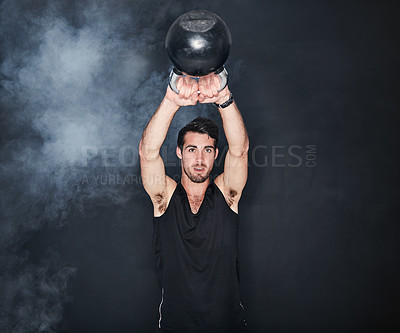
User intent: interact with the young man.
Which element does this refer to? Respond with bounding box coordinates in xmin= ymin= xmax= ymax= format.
xmin=139 ymin=73 xmax=249 ymax=332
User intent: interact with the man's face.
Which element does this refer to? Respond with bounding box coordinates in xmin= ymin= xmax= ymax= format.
xmin=176 ymin=132 xmax=219 ymax=183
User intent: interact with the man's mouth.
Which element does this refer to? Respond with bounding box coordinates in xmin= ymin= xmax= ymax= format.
xmin=194 ymin=166 xmax=205 ymax=172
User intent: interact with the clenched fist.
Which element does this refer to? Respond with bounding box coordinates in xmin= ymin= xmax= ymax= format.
xmin=165 ymin=76 xmax=199 ymax=106
xmin=165 ymin=73 xmax=231 ymax=107
xmin=198 ymin=74 xmax=231 ymax=105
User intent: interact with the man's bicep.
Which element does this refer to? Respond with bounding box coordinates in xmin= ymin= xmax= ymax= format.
xmin=139 ymin=154 xmax=170 ymax=198
xmin=222 ymin=149 xmax=248 ymax=194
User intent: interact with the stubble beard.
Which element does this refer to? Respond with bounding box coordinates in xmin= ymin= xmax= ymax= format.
xmin=182 ymin=161 xmax=211 ymax=183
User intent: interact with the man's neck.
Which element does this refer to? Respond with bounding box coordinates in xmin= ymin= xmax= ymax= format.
xmin=181 ymin=175 xmax=210 ymax=197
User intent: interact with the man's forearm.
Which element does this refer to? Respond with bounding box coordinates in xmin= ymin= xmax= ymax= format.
xmin=139 ymin=97 xmax=180 ymax=160
xmin=218 ymin=101 xmax=249 ymax=156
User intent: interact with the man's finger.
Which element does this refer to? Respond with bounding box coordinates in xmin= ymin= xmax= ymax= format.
xmin=187 ymin=77 xmax=198 ymax=99
xmin=206 ymin=76 xmax=214 ymax=98
xmin=198 ymin=93 xmax=205 ymax=103
xmin=212 ymin=75 xmax=220 ymax=96
xmin=184 ymin=77 xmax=192 ymax=99
xmin=190 ymin=81 xmax=199 ymax=96
xmin=213 ymin=74 xmax=221 ymax=87
xmin=176 ymin=77 xmax=183 ymax=92
xmin=179 ymin=81 xmax=187 ymax=99
xmin=198 ymin=77 xmax=204 ymax=92
xmin=199 ymin=77 xmax=208 ymax=97
xmin=190 ymin=80 xmax=198 ymax=99
xmin=211 ymin=80 xmax=218 ymax=97
xmin=190 ymin=91 xmax=199 ymax=103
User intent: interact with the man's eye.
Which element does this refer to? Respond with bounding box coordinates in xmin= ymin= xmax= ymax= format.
xmin=188 ymin=148 xmax=195 ymax=152
xmin=206 ymin=149 xmax=212 ymax=153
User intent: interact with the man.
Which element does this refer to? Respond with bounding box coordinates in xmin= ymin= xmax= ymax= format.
xmin=139 ymin=73 xmax=249 ymax=332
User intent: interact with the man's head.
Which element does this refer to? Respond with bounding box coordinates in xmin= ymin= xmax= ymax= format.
xmin=176 ymin=117 xmax=219 ymax=183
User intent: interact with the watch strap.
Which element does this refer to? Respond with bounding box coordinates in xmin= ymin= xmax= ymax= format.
xmin=214 ymin=93 xmax=234 ymax=109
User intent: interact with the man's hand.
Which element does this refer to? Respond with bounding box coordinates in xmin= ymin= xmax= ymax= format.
xmin=165 ymin=76 xmax=199 ymax=106
xmin=198 ymin=74 xmax=231 ymax=105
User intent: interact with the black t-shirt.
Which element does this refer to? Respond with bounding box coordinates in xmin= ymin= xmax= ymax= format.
xmin=153 ymin=180 xmax=247 ymax=333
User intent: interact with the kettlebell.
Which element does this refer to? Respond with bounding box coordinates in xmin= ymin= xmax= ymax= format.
xmin=165 ymin=9 xmax=232 ymax=94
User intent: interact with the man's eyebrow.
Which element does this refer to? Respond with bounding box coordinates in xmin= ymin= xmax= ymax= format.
xmin=184 ymin=145 xmax=215 ymax=149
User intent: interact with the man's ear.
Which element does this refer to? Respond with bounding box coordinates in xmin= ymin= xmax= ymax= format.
xmin=214 ymin=147 xmax=219 ymax=160
xmin=176 ymin=146 xmax=182 ymax=159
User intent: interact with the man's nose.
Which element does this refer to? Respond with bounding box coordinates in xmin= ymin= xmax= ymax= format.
xmin=195 ymin=151 xmax=204 ymax=162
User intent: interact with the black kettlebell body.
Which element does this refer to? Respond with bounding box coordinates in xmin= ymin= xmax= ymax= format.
xmin=165 ymin=10 xmax=232 ymax=77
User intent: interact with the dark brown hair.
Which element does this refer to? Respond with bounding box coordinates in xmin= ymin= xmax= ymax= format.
xmin=177 ymin=117 xmax=219 ymax=150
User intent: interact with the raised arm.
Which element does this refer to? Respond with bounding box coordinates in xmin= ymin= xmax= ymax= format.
xmin=217 ymin=100 xmax=249 ymax=198
xmin=139 ymin=77 xmax=199 ymax=215
xmin=198 ymin=74 xmax=249 ymax=212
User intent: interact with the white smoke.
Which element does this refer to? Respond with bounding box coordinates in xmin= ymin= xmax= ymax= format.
xmin=0 ymin=0 xmax=168 ymax=330
xmin=0 ymin=0 xmax=237 ymax=330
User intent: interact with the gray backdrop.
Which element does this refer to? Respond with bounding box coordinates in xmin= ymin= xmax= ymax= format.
xmin=0 ymin=0 xmax=398 ymax=332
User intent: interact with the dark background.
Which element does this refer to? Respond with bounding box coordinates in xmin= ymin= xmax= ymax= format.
xmin=0 ymin=0 xmax=398 ymax=332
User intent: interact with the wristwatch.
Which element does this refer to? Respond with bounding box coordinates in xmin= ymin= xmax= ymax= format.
xmin=214 ymin=93 xmax=234 ymax=109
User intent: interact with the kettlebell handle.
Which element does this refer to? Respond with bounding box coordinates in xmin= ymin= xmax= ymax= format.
xmin=168 ymin=66 xmax=229 ymax=94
